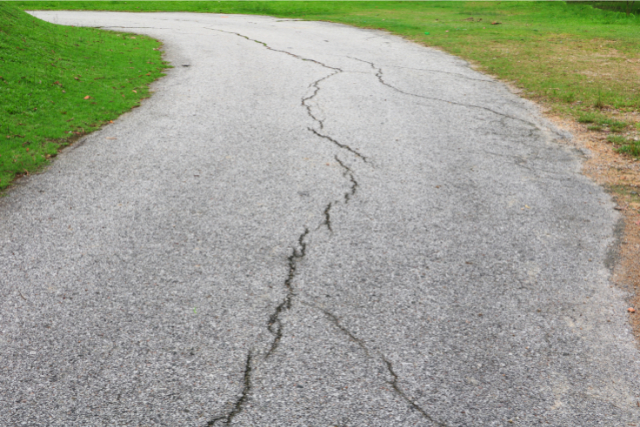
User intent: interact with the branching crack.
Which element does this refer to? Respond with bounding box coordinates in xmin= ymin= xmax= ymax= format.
xmin=309 ymin=128 xmax=369 ymax=164
xmin=348 ymin=56 xmax=562 ymax=138
xmin=315 ymin=155 xmax=358 ymax=233
xmin=302 ymin=71 xmax=341 ymax=130
xmin=208 ymin=351 xmax=254 ymax=426
xmin=199 ymin=30 xmax=375 ymax=424
xmin=308 ymin=304 xmax=449 ymax=427
xmin=266 ymin=228 xmax=309 ymax=358
xmin=204 ymin=27 xmax=370 ymax=165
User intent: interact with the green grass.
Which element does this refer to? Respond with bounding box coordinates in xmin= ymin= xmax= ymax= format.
xmin=572 ymin=1 xmax=640 ymax=15
xmin=0 ymin=2 xmax=167 ymax=190
xmin=608 ymin=134 xmax=640 ymax=156
xmin=578 ymin=112 xmax=628 ymax=131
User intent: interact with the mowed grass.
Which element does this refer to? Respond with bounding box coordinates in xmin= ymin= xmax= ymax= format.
xmin=18 ymin=1 xmax=640 ymax=158
xmin=575 ymin=1 xmax=640 ymax=15
xmin=0 ymin=2 xmax=167 ymax=191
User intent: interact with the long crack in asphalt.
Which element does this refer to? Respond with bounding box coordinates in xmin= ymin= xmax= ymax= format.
xmin=306 ymin=303 xmax=449 ymax=427
xmin=204 ymin=29 xmax=440 ymax=426
xmin=302 ymin=71 xmax=340 ymax=130
xmin=208 ymin=351 xmax=254 ymax=426
xmin=308 ymin=128 xmax=369 ymax=164
xmin=266 ymin=228 xmax=309 ymax=358
xmin=347 ymin=56 xmax=565 ymax=139
xmin=204 ymin=27 xmax=342 ymax=72
xmin=381 ymin=63 xmax=497 ymax=84
xmin=202 ymin=28 xmax=371 ymax=425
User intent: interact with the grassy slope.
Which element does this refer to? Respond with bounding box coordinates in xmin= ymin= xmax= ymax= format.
xmin=0 ymin=2 xmax=167 ymax=190
xmin=17 ymin=1 xmax=640 ymax=157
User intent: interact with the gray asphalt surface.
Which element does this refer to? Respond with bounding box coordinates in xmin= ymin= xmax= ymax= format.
xmin=2 ymin=11 xmax=639 ymax=426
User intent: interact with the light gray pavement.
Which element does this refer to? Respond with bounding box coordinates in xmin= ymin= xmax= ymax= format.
xmin=2 ymin=11 xmax=639 ymax=426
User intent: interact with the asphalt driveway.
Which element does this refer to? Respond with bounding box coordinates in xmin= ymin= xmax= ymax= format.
xmin=1 ymin=11 xmax=639 ymax=426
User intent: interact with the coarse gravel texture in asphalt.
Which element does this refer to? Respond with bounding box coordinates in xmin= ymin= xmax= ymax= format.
xmin=1 ymin=11 xmax=639 ymax=426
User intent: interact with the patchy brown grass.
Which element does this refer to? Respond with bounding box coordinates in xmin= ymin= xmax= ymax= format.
xmin=457 ymin=35 xmax=640 ymax=120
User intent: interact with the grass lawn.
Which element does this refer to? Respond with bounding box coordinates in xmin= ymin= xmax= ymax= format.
xmin=15 ymin=1 xmax=640 ymax=160
xmin=574 ymin=1 xmax=640 ymax=15
xmin=0 ymin=2 xmax=167 ymax=191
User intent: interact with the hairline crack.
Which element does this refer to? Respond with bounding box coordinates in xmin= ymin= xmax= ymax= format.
xmin=306 ymin=303 xmax=449 ymax=427
xmin=348 ymin=56 xmax=565 ymax=139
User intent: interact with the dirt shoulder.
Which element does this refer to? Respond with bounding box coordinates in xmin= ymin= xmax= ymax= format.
xmin=549 ymin=114 xmax=640 ymax=341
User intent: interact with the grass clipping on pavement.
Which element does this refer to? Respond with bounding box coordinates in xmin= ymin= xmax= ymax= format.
xmin=0 ymin=3 xmax=167 ymax=190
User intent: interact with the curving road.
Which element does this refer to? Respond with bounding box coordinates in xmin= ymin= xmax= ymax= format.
xmin=2 ymin=11 xmax=639 ymax=426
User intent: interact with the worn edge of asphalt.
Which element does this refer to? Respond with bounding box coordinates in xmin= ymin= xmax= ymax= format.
xmin=540 ymin=112 xmax=640 ymax=345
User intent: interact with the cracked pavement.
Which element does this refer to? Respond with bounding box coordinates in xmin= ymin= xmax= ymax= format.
xmin=2 ymin=11 xmax=639 ymax=426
